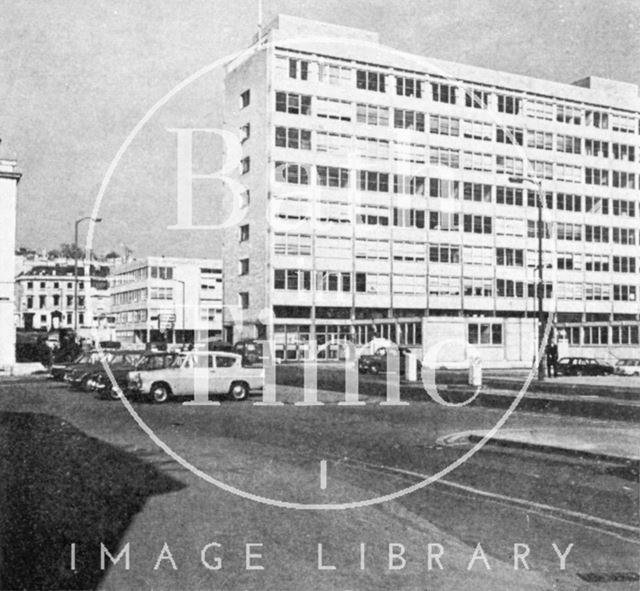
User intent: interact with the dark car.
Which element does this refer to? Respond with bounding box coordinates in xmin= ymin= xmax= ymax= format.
xmin=89 ymin=351 xmax=179 ymax=400
xmin=556 ymin=357 xmax=614 ymax=377
xmin=358 ymin=346 xmax=414 ymax=375
xmin=51 ymin=351 xmax=98 ymax=381
xmin=65 ymin=350 xmax=143 ymax=390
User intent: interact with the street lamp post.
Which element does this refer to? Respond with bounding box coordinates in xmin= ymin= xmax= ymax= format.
xmin=73 ymin=216 xmax=102 ymax=334
xmin=509 ymin=176 xmax=545 ymax=380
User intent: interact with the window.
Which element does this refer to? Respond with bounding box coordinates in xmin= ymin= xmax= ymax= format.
xmin=356 ymin=103 xmax=389 ymax=126
xmin=429 ymin=178 xmax=459 ymax=199
xmin=275 ymin=161 xmax=310 ymax=184
xmin=240 ymin=225 xmax=249 ymax=242
xmin=241 ymin=189 xmax=250 ymax=208
xmin=496 ymin=186 xmax=523 ymax=206
xmin=496 ymin=279 xmax=525 ymax=298
xmin=356 ymin=238 xmax=390 ymax=260
xmin=612 ymin=171 xmax=636 ymax=189
xmin=613 ymin=256 xmax=636 ymax=274
xmin=496 ymin=247 xmax=524 ymax=266
xmin=393 ymin=241 xmax=424 ymax=262
xmin=496 ymin=126 xmax=523 ymax=145
xmin=526 ymin=219 xmax=552 ymax=239
xmin=463 ymin=214 xmax=492 ymax=234
xmin=585 ymin=196 xmax=608 ymax=215
xmin=275 ymin=91 xmax=311 ymax=115
xmin=496 ymin=155 xmax=523 ymax=176
xmin=465 ymin=88 xmax=489 ymax=109
xmin=556 ymin=134 xmax=581 ymax=154
xmin=316 ymin=132 xmax=350 ymax=154
xmin=584 ymin=109 xmax=608 ymax=129
xmin=557 ymin=253 xmax=581 ymax=271
xmin=275 ymin=127 xmax=311 ymax=150
xmin=241 ymin=157 xmax=250 ymax=174
xmin=462 ymin=151 xmax=492 ymax=171
xmin=393 ymin=207 xmax=425 ymax=228
xmin=463 ymin=182 xmax=491 ymax=202
xmin=497 ymin=94 xmax=521 ymax=114
xmin=357 ymin=170 xmax=389 ymax=192
xmin=585 ymin=139 xmax=608 ymax=158
xmin=39 ymin=295 xmax=46 ymax=308
xmin=583 ymin=326 xmax=608 ymax=345
xmin=584 ymin=225 xmax=609 ymax=243
xmin=65 ymin=295 xmax=72 ymax=306
xmin=394 ymin=175 xmax=425 ymax=195
xmin=318 ymin=62 xmax=351 ymax=86
xmin=392 ymin=140 xmax=426 ymax=163
xmin=556 ymin=104 xmax=581 ymax=124
xmin=240 ymin=123 xmax=250 ymax=143
xmin=523 ymin=99 xmax=554 ymax=120
xmin=612 ymin=199 xmax=636 ymax=217
xmin=430 ymin=115 xmax=459 ymax=136
xmin=611 ymin=113 xmax=636 ymax=133
xmin=585 ymin=168 xmax=608 ymax=186
xmin=432 ymin=82 xmax=456 ymax=104
xmin=240 ymin=90 xmax=250 ymax=108
xmin=463 ymin=245 xmax=493 ymax=266
xmin=556 ymin=163 xmax=582 ymax=183
xmin=556 ymin=193 xmax=581 ymax=212
xmin=530 ymin=160 xmax=553 ymax=180
xmin=614 ymin=285 xmax=637 ymax=301
xmin=430 ymin=146 xmax=459 ymax=168
xmin=273 ymin=233 xmax=312 ymax=256
xmin=288 ymin=58 xmax=309 ymax=80
xmin=316 ymin=97 xmax=351 ymax=121
xmin=356 ymin=205 xmax=389 ymax=226
xmin=396 ymin=76 xmax=422 ymax=98
xmin=429 ymin=211 xmax=460 ymax=231
xmin=556 ymin=223 xmax=582 ymax=241
xmin=317 ymin=166 xmax=349 ymax=188
xmin=239 ymin=292 xmax=249 ymax=309
xmin=468 ymin=322 xmax=503 ymax=345
xmin=462 ymin=119 xmax=492 ymax=141
xmin=355 ymin=136 xmax=390 ymax=160
xmin=612 ymin=143 xmax=635 ymax=162
xmin=526 ymin=130 xmax=553 ymax=150
xmin=274 ymin=269 xmax=311 ymax=291
xmin=612 ymin=227 xmax=636 ymax=245
xmin=394 ymin=109 xmax=425 ymax=131
xmin=356 ymin=70 xmax=385 ymax=92
xmin=429 ymin=244 xmax=461 ymax=264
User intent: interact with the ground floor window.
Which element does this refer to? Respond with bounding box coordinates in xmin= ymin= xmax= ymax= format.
xmin=468 ymin=322 xmax=502 ymax=345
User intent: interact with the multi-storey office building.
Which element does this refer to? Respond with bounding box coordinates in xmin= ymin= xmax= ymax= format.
xmin=110 ymin=257 xmax=223 ymax=345
xmin=222 ymin=15 xmax=639 ymax=364
xmin=15 ymin=263 xmax=113 ymax=339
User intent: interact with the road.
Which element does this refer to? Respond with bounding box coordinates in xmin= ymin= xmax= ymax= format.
xmin=0 ymin=377 xmax=638 ymax=591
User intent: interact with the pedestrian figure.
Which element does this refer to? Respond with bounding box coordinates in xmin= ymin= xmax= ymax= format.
xmin=546 ymin=341 xmax=558 ymax=377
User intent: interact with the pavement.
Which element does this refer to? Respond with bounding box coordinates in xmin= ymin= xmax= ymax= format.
xmin=439 ymin=426 xmax=640 ymax=463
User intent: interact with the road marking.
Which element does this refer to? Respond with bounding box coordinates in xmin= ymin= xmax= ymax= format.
xmin=345 ymin=458 xmax=640 ymax=543
xmin=320 ymin=460 xmax=327 ymax=490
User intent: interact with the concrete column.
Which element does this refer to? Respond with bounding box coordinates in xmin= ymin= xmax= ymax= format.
xmin=0 ymin=160 xmax=20 ymax=370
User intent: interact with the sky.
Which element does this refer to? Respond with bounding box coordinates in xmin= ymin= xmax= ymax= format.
xmin=1 ymin=0 xmax=638 ymax=259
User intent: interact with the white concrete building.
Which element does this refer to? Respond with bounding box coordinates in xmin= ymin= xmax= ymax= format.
xmin=222 ymin=15 xmax=639 ymax=365
xmin=110 ymin=257 xmax=223 ymax=345
xmin=15 ymin=262 xmax=114 ymax=340
xmin=0 ymin=159 xmax=20 ymax=370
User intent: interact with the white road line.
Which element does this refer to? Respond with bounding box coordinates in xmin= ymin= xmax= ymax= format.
xmin=346 ymin=458 xmax=640 ymax=542
xmin=320 ymin=460 xmax=327 ymax=490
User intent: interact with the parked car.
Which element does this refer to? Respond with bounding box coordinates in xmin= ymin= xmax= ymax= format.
xmin=65 ymin=350 xmax=143 ymax=390
xmin=127 ymin=351 xmax=264 ymax=404
xmin=88 ymin=351 xmax=179 ymax=399
xmin=50 ymin=351 xmax=98 ymax=381
xmin=614 ymin=358 xmax=640 ymax=377
xmin=358 ymin=346 xmax=415 ymax=375
xmin=233 ymin=339 xmax=263 ymax=365
xmin=556 ymin=357 xmax=614 ymax=376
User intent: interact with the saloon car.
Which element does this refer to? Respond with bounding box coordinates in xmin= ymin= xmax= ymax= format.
xmin=556 ymin=357 xmax=614 ymax=376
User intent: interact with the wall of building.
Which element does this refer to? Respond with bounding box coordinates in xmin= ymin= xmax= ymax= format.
xmin=0 ymin=160 xmax=20 ymax=369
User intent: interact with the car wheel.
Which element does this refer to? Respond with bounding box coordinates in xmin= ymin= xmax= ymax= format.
xmin=229 ymin=382 xmax=249 ymax=401
xmin=81 ymin=376 xmax=92 ymax=392
xmin=108 ymin=387 xmax=123 ymax=401
xmin=150 ymin=383 xmax=170 ymax=404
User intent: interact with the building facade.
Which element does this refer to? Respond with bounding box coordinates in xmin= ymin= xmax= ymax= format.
xmin=15 ymin=262 xmax=114 ymax=340
xmin=222 ymin=15 xmax=639 ymax=364
xmin=0 ymin=159 xmax=20 ymax=369
xmin=110 ymin=257 xmax=223 ymax=345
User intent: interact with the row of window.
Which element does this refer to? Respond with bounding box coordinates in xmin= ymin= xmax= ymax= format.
xmin=270 ymin=60 xmax=638 ymax=133
xmin=273 ymin=159 xmax=638 ymax=188
xmin=24 ymin=294 xmax=85 ymax=309
xmin=23 ymin=280 xmax=85 ymax=290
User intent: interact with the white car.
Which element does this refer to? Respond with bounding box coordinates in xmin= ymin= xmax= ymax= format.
xmin=127 ymin=351 xmax=264 ymax=403
xmin=614 ymin=359 xmax=640 ymax=377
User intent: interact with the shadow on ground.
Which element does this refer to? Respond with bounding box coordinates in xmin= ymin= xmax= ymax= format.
xmin=0 ymin=411 xmax=185 ymax=590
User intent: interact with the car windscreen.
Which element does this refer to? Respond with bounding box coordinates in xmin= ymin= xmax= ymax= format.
xmin=170 ymin=354 xmax=187 ymax=368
